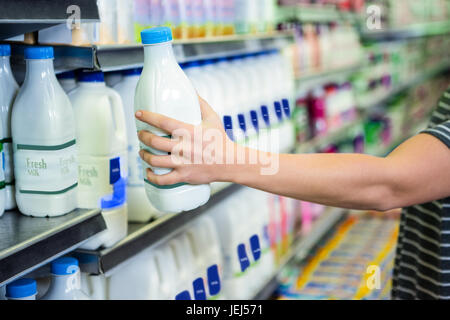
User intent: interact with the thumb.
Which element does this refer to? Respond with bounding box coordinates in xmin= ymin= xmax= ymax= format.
xmin=198 ymin=95 xmax=217 ymax=120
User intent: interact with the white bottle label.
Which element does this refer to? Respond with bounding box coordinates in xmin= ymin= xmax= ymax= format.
xmin=3 ymin=140 xmax=13 ymax=183
xmin=14 ymin=140 xmax=77 ymax=195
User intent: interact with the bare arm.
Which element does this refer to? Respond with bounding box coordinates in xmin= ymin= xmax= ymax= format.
xmin=136 ymin=97 xmax=450 ymax=212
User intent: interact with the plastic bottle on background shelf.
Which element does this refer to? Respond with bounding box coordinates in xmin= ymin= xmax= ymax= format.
xmin=169 ymin=233 xmax=196 ymax=300
xmin=162 ymin=0 xmax=181 ymax=38
xmin=309 ymin=86 xmax=328 ymax=137
xmin=0 ymin=44 xmax=18 ymax=212
xmin=154 ymin=245 xmax=179 ymax=300
xmin=57 ymin=71 xmax=77 ymax=93
xmin=116 ymin=0 xmax=135 ymax=44
xmin=132 ymin=0 xmax=152 ymax=43
xmin=43 ymin=257 xmax=91 ymax=300
xmin=113 ymin=68 xmax=161 ymax=222
xmin=94 ymin=0 xmax=118 ymax=44
xmin=135 ymin=27 xmax=211 ymax=213
xmin=12 ymin=47 xmax=77 ymax=217
xmin=105 ymin=71 xmax=123 ymax=88
xmin=5 ymin=279 xmax=37 ymax=300
xmin=69 ymin=71 xmax=127 ymax=210
xmin=108 ymin=248 xmax=160 ymax=300
xmin=203 ymin=0 xmax=216 ymax=37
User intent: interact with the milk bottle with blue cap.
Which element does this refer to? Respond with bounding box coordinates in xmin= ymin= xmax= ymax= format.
xmin=57 ymin=71 xmax=77 ymax=93
xmin=69 ymin=71 xmax=127 ymax=210
xmin=113 ymin=68 xmax=161 ymax=222
xmin=43 ymin=257 xmax=90 ymax=300
xmin=5 ymin=278 xmax=37 ymax=300
xmin=12 ymin=47 xmax=78 ymax=217
xmin=0 ymin=44 xmax=15 ymax=213
xmin=134 ymin=27 xmax=211 ymax=213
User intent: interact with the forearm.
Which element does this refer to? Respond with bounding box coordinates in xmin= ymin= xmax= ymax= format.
xmin=222 ymin=146 xmax=393 ymax=211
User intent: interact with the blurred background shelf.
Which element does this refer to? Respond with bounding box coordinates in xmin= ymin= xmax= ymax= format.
xmin=253 ymin=207 xmax=348 ymax=300
xmin=0 ymin=208 xmax=104 ymax=287
xmin=0 ymin=0 xmax=99 ymax=40
xmin=360 ymin=21 xmax=450 ymax=41
xmin=75 ymin=183 xmax=242 ymax=275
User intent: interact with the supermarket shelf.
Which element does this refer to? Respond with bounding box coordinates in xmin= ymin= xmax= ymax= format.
xmin=0 ymin=208 xmax=105 ymax=287
xmin=252 ymin=207 xmax=348 ymax=300
xmin=10 ymin=31 xmax=294 ymax=74
xmin=278 ymin=4 xmax=359 ymax=23
xmin=75 ymin=183 xmax=243 ymax=275
xmin=359 ymin=62 xmax=450 ymax=110
xmin=360 ymin=21 xmax=450 ymax=41
xmin=0 ymin=0 xmax=99 ymax=40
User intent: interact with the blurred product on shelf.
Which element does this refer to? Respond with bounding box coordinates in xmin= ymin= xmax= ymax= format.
xmin=57 ymin=71 xmax=77 ymax=93
xmin=135 ymin=27 xmax=211 ymax=213
xmin=42 ymin=257 xmax=90 ymax=300
xmin=12 ymin=47 xmax=78 ymax=217
xmin=0 ymin=44 xmax=17 ymax=213
xmin=113 ymin=68 xmax=161 ymax=222
xmin=353 ymin=35 xmax=450 ymax=109
xmin=278 ymin=213 xmax=399 ymax=300
xmin=287 ymin=22 xmax=363 ymax=78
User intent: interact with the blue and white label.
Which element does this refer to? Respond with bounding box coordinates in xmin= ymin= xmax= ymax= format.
xmin=250 ymin=110 xmax=259 ymax=131
xmin=207 ymin=264 xmax=221 ymax=296
xmin=175 ymin=290 xmax=192 ymax=300
xmin=260 ymin=106 xmax=270 ymax=127
xmin=282 ymin=98 xmax=291 ymax=118
xmin=237 ymin=114 xmax=247 ymax=133
xmin=250 ymin=235 xmax=261 ymax=261
xmin=223 ymin=115 xmax=234 ymax=140
xmin=274 ymin=101 xmax=283 ymax=122
xmin=237 ymin=243 xmax=250 ymax=273
xmin=109 ymin=157 xmax=121 ymax=184
xmin=193 ymin=278 xmax=207 ymax=300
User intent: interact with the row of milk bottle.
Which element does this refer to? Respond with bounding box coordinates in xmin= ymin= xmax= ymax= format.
xmin=182 ymin=50 xmax=296 ymax=154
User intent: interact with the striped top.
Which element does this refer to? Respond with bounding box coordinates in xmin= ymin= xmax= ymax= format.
xmin=392 ymin=87 xmax=450 ymax=299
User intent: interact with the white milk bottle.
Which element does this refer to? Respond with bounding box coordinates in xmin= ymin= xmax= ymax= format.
xmin=0 ymin=44 xmax=16 ymax=212
xmin=113 ymin=68 xmax=161 ymax=222
xmin=154 ymin=245 xmax=178 ymax=300
xmin=169 ymin=233 xmax=196 ymax=300
xmin=12 ymin=47 xmax=77 ymax=217
xmin=56 ymin=71 xmax=77 ymax=93
xmin=108 ymin=247 xmax=160 ymax=300
xmin=135 ymin=27 xmax=211 ymax=213
xmin=69 ymin=71 xmax=127 ymax=209
xmin=5 ymin=279 xmax=37 ymax=300
xmin=43 ymin=257 xmax=91 ymax=300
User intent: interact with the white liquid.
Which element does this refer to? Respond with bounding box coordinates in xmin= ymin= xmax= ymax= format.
xmin=68 ymin=80 xmax=127 ymax=209
xmin=134 ymin=39 xmax=210 ymax=213
xmin=12 ymin=58 xmax=77 ymax=217
xmin=43 ymin=269 xmax=91 ymax=300
xmin=113 ymin=72 xmax=161 ymax=221
xmin=0 ymin=54 xmax=18 ymax=211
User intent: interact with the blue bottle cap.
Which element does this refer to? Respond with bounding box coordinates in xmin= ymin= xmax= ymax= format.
xmin=0 ymin=44 xmax=11 ymax=57
xmin=6 ymin=279 xmax=37 ymax=299
xmin=51 ymin=257 xmax=79 ymax=275
xmin=57 ymin=71 xmax=76 ymax=80
xmin=141 ymin=27 xmax=173 ymax=45
xmin=101 ymin=177 xmax=126 ymax=210
xmin=202 ymin=59 xmax=215 ymax=66
xmin=24 ymin=46 xmax=54 ymax=59
xmin=78 ymin=70 xmax=105 ymax=82
xmin=122 ymin=68 xmax=142 ymax=76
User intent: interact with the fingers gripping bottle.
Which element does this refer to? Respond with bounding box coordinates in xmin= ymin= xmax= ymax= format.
xmin=134 ymin=27 xmax=211 ymax=213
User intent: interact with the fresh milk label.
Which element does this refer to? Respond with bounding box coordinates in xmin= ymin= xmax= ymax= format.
xmin=15 ymin=140 xmax=77 ymax=194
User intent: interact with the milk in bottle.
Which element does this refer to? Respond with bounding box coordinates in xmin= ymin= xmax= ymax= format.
xmin=0 ymin=44 xmax=18 ymax=211
xmin=134 ymin=27 xmax=211 ymax=213
xmin=113 ymin=68 xmax=161 ymax=221
xmin=12 ymin=47 xmax=77 ymax=217
xmin=69 ymin=71 xmax=127 ymax=209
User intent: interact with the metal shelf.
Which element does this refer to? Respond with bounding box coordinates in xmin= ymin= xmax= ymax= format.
xmin=0 ymin=208 xmax=104 ymax=287
xmin=10 ymin=31 xmax=294 ymax=75
xmin=0 ymin=0 xmax=99 ymax=40
xmin=253 ymin=207 xmax=348 ymax=300
xmin=360 ymin=21 xmax=450 ymax=41
xmin=75 ymin=183 xmax=243 ymax=275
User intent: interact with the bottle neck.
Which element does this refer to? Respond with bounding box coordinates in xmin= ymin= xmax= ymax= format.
xmin=24 ymin=59 xmax=57 ymax=85
xmin=143 ymin=42 xmax=177 ymax=67
xmin=0 ymin=56 xmax=14 ymax=81
xmin=78 ymin=81 xmax=106 ymax=88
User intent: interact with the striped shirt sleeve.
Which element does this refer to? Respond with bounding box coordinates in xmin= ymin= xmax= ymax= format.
xmin=422 ymin=120 xmax=450 ymax=149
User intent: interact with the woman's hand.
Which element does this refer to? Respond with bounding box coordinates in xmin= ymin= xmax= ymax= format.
xmin=135 ymin=96 xmax=240 ymax=186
